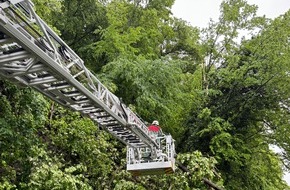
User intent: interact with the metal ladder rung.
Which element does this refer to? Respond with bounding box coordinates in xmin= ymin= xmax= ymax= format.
xmin=96 ymin=114 xmax=111 ymax=119
xmin=73 ymin=70 xmax=85 ymax=78
xmin=44 ymin=81 xmax=71 ymax=91
xmin=61 ymin=89 xmax=78 ymax=94
xmin=99 ymin=118 xmax=115 ymax=122
xmin=116 ymin=131 xmax=131 ymax=135
xmin=102 ymin=121 xmax=119 ymax=127
xmin=119 ymin=134 xmax=134 ymax=138
xmin=104 ymin=123 xmax=119 ymax=127
xmin=80 ymin=104 xmax=93 ymax=108
xmin=111 ymin=127 xmax=124 ymax=131
xmin=107 ymin=127 xmax=121 ymax=131
xmin=74 ymin=99 xmax=90 ymax=104
xmin=63 ymin=92 xmax=81 ymax=97
xmin=127 ymin=139 xmax=141 ymax=143
xmin=99 ymin=118 xmax=117 ymax=124
xmin=29 ymin=76 xmax=58 ymax=85
xmin=65 ymin=60 xmax=76 ymax=69
xmin=83 ymin=108 xmax=103 ymax=114
xmin=0 ymin=38 xmax=14 ymax=45
xmin=125 ymin=136 xmax=138 ymax=140
xmin=76 ymin=106 xmax=96 ymax=111
xmin=0 ymin=51 xmax=31 ymax=64
xmin=7 ymin=64 xmax=45 ymax=76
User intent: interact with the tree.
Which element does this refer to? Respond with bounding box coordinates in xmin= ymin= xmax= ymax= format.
xmin=0 ymin=80 xmax=49 ymax=188
xmin=77 ymin=0 xmax=201 ymax=72
xmin=181 ymin=0 xmax=290 ymax=189
xmin=99 ymin=57 xmax=200 ymax=138
xmin=3 ymin=0 xmax=290 ymax=189
xmin=50 ymin=0 xmax=108 ymax=50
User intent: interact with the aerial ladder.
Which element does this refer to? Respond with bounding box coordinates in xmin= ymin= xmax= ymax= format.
xmin=0 ymin=0 xmax=175 ymax=175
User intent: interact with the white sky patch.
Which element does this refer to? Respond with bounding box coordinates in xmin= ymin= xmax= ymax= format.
xmin=172 ymin=0 xmax=290 ymax=28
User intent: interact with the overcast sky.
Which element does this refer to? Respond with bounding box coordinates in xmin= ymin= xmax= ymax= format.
xmin=172 ymin=0 xmax=290 ymax=185
xmin=172 ymin=0 xmax=290 ymax=28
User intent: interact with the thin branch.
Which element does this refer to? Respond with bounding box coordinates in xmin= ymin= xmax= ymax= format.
xmin=175 ymin=160 xmax=224 ymax=190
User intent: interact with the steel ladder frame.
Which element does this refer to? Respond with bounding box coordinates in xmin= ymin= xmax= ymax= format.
xmin=0 ymin=0 xmax=175 ymax=174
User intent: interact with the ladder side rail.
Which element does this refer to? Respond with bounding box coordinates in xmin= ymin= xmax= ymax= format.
xmin=0 ymin=0 xmax=129 ymax=127
xmin=24 ymin=3 xmax=101 ymax=95
xmin=23 ymin=0 xmax=160 ymax=142
xmin=0 ymin=22 xmax=146 ymax=147
xmin=25 ymin=1 xmax=58 ymax=59
xmin=23 ymin=0 xmax=159 ymax=147
xmin=0 ymin=4 xmax=131 ymax=132
xmin=21 ymin=1 xmax=147 ymax=130
xmin=0 ymin=0 xmax=159 ymax=148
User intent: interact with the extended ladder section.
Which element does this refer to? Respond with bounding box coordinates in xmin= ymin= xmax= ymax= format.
xmin=0 ymin=0 xmax=175 ymax=175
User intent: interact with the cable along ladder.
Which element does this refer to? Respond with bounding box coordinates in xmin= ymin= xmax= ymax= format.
xmin=0 ymin=0 xmax=175 ymax=175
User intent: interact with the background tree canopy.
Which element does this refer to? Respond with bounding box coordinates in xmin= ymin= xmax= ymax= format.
xmin=1 ymin=0 xmax=290 ymax=189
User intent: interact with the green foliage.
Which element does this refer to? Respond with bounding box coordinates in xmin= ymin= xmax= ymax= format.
xmin=182 ymin=0 xmax=290 ymax=189
xmin=46 ymin=105 xmax=127 ymax=189
xmin=0 ymin=80 xmax=49 ymax=188
xmin=32 ymin=0 xmax=62 ymax=34
xmin=114 ymin=180 xmax=145 ymax=190
xmin=167 ymin=18 xmax=201 ymax=64
xmin=2 ymin=0 xmax=290 ymax=189
xmin=24 ymin=147 xmax=92 ymax=190
xmin=33 ymin=0 xmax=62 ymax=21
xmin=100 ymin=57 xmax=198 ymax=138
xmin=76 ymin=0 xmax=200 ymax=72
xmin=94 ymin=0 xmax=144 ymax=60
xmin=50 ymin=0 xmax=108 ymax=50
xmin=176 ymin=151 xmax=223 ymax=189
